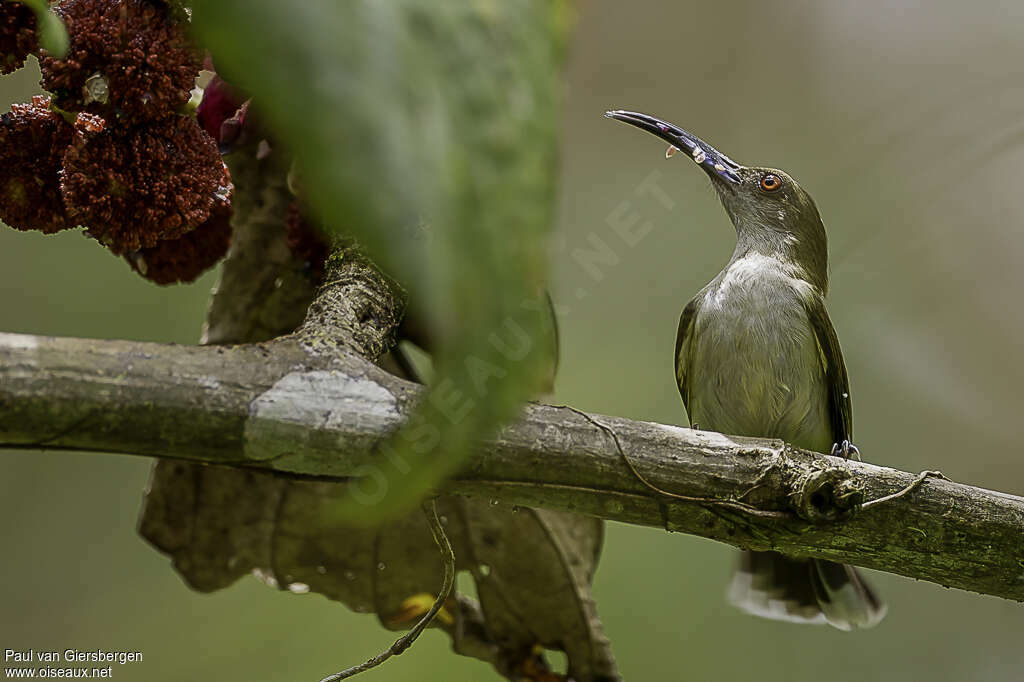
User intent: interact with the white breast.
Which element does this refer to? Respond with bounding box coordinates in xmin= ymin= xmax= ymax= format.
xmin=686 ymin=254 xmax=832 ymax=451
xmin=704 ymin=253 xmax=815 ymax=311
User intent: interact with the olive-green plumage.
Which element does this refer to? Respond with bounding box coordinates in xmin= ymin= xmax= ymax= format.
xmin=607 ymin=110 xmax=885 ymax=630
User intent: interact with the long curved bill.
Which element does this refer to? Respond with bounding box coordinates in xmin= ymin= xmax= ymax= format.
xmin=605 ymin=110 xmax=742 ymax=184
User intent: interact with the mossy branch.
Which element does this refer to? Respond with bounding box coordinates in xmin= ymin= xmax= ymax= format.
xmin=1 ymin=331 xmax=1022 ymax=603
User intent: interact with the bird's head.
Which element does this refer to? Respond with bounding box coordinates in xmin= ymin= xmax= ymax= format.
xmin=606 ymin=110 xmax=829 ymax=289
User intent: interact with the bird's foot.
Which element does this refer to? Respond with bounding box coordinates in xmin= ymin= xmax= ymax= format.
xmin=831 ymin=440 xmax=861 ymax=461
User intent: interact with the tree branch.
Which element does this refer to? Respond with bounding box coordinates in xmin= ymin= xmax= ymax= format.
xmin=2 ymin=331 xmax=1022 ymax=602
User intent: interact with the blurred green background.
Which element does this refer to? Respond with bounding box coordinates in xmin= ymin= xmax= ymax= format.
xmin=3 ymin=1 xmax=1024 ymax=680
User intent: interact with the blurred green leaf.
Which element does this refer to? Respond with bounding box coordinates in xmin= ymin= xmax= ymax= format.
xmin=188 ymin=1 xmax=569 ymax=522
xmin=35 ymin=8 xmax=68 ymax=57
xmin=14 ymin=0 xmax=68 ymax=57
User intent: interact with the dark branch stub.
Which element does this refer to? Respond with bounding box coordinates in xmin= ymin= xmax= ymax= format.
xmin=787 ymin=464 xmax=863 ymax=524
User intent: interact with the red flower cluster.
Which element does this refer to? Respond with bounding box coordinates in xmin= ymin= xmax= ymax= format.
xmin=0 ymin=0 xmax=236 ymax=285
xmin=0 ymin=95 xmax=73 ymax=233
xmin=39 ymin=0 xmax=200 ymax=123
xmin=196 ymin=74 xmax=250 ymax=150
xmin=63 ymin=113 xmax=229 ymax=252
xmin=124 ymin=198 xmax=233 ymax=285
xmin=0 ymin=1 xmax=36 ymax=75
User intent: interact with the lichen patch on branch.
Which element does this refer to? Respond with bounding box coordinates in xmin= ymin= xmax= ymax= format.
xmin=244 ymin=370 xmax=402 ymax=462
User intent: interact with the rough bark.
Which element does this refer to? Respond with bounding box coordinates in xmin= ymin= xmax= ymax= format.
xmin=2 ymin=330 xmax=1022 ymax=603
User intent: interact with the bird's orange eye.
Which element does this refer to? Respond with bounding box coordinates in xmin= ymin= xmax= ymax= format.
xmin=760 ymin=173 xmax=781 ymax=192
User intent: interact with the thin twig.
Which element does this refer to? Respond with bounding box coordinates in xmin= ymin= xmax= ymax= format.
xmin=317 ymin=498 xmax=456 ymax=682
xmin=861 ymin=470 xmax=948 ymax=510
xmin=566 ymin=405 xmax=948 ymax=520
xmin=560 ymin=406 xmax=791 ymax=520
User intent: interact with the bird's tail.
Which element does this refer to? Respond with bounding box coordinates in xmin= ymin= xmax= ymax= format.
xmin=727 ymin=550 xmax=886 ymax=630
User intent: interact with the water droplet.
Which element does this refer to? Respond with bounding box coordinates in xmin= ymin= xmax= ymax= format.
xmin=489 ymin=499 xmax=499 ymax=506
xmin=511 ymin=505 xmax=520 ymax=513
xmin=251 ymin=568 xmax=278 ymax=588
xmin=377 ymin=562 xmax=386 ymax=571
xmin=478 ymin=563 xmax=492 ymax=577
xmin=316 ymin=565 xmax=327 ymax=575
xmin=440 ymin=515 xmax=448 ymax=525
xmin=83 ymin=72 xmax=109 ymax=105
xmin=344 ymin=570 xmax=356 ymax=581
xmin=287 ymin=582 xmax=310 ymax=594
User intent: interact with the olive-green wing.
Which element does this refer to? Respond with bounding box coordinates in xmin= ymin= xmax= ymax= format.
xmin=674 ymin=298 xmax=700 ymax=422
xmin=802 ymin=294 xmax=853 ymax=445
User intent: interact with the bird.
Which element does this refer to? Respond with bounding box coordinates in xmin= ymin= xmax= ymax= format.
xmin=606 ymin=109 xmax=886 ymax=630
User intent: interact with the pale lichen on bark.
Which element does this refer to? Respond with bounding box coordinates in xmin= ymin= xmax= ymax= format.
xmin=294 ymin=240 xmax=405 ymax=361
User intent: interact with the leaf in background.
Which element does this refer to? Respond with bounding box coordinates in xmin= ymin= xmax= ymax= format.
xmin=140 ymin=464 xmax=619 ymax=681
xmin=187 ymin=0 xmax=570 ymax=523
xmin=458 ymin=500 xmax=617 ymax=682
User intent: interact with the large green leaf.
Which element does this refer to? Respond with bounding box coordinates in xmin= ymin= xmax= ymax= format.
xmin=11 ymin=0 xmax=68 ymax=56
xmin=188 ymin=1 xmax=568 ymax=522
